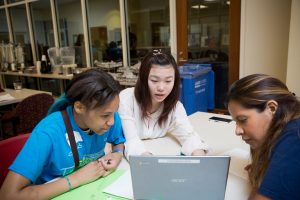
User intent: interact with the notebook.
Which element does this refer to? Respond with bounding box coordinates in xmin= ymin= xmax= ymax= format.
xmin=129 ymin=155 xmax=230 ymax=200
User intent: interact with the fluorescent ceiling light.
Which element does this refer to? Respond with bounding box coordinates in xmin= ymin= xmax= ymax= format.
xmin=191 ymin=4 xmax=208 ymax=9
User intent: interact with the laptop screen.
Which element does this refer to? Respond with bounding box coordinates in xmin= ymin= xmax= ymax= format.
xmin=129 ymin=155 xmax=230 ymax=200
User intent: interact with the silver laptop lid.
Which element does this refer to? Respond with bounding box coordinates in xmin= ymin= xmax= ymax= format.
xmin=129 ymin=155 xmax=230 ymax=200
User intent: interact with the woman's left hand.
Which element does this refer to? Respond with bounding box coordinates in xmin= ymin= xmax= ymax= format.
xmin=191 ymin=149 xmax=206 ymax=156
xmin=98 ymin=152 xmax=123 ymax=176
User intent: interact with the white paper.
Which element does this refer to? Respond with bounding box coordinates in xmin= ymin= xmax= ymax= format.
xmin=103 ymin=170 xmax=133 ymax=199
xmin=221 ymin=148 xmax=250 ymax=180
xmin=0 ymin=94 xmax=15 ymax=101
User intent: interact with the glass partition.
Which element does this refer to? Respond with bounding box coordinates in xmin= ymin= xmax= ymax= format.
xmin=31 ymin=0 xmax=54 ymax=61
xmin=8 ymin=0 xmax=24 ymax=3
xmin=56 ymin=0 xmax=85 ymax=67
xmin=88 ymin=0 xmax=121 ymax=65
xmin=127 ymin=0 xmax=170 ymax=65
xmin=188 ymin=0 xmax=229 ymax=62
xmin=0 ymin=9 xmax=9 ymax=43
xmin=10 ymin=5 xmax=34 ymax=67
xmin=187 ymin=0 xmax=230 ymax=109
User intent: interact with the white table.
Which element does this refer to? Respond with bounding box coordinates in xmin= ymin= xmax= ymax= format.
xmin=0 ymin=88 xmax=52 ymax=107
xmin=54 ymin=112 xmax=251 ymax=200
xmin=115 ymin=112 xmax=251 ymax=200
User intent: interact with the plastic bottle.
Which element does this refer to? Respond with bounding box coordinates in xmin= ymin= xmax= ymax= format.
xmin=41 ymin=55 xmax=48 ymax=73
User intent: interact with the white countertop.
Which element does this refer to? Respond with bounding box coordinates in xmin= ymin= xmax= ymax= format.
xmin=0 ymin=71 xmax=74 ymax=80
xmin=0 ymin=88 xmax=52 ymax=106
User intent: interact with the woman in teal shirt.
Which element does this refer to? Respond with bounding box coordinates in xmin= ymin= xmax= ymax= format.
xmin=0 ymin=69 xmax=125 ymax=199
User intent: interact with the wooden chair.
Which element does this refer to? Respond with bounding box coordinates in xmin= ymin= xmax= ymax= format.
xmin=1 ymin=93 xmax=54 ymax=136
xmin=0 ymin=133 xmax=30 ymax=187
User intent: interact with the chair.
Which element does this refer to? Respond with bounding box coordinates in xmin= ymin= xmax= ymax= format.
xmin=0 ymin=133 xmax=30 ymax=187
xmin=15 ymin=93 xmax=54 ymax=134
xmin=1 ymin=93 xmax=54 ymax=136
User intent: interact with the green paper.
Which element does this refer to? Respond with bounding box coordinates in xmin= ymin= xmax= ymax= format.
xmin=52 ymin=169 xmax=130 ymax=200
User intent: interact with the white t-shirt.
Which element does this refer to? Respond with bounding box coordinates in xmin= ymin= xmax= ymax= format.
xmin=118 ymin=87 xmax=210 ymax=158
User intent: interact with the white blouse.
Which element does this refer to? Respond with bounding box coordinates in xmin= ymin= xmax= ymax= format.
xmin=118 ymin=87 xmax=210 ymax=158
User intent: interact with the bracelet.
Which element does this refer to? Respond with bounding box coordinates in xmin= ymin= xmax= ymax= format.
xmin=64 ymin=175 xmax=73 ymax=191
xmin=112 ymin=148 xmax=124 ymax=154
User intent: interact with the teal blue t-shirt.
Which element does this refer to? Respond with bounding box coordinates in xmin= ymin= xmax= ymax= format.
xmin=9 ymin=105 xmax=125 ymax=184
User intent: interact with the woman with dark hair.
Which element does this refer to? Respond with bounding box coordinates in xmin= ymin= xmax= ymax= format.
xmin=225 ymin=74 xmax=300 ymax=200
xmin=119 ymin=51 xmax=209 ymax=158
xmin=0 ymin=69 xmax=125 ymax=199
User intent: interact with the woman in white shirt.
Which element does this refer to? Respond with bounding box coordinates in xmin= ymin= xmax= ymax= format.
xmin=119 ymin=50 xmax=210 ymax=158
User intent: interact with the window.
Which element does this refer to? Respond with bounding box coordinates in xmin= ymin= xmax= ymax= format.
xmin=31 ymin=0 xmax=55 ymax=61
xmin=87 ymin=0 xmax=122 ymax=64
xmin=0 ymin=9 xmax=9 ymax=43
xmin=188 ymin=0 xmax=229 ymax=62
xmin=8 ymin=0 xmax=24 ymax=3
xmin=56 ymin=0 xmax=85 ymax=66
xmin=127 ymin=0 xmax=170 ymax=65
xmin=187 ymin=0 xmax=230 ymax=109
xmin=10 ymin=4 xmax=33 ymax=66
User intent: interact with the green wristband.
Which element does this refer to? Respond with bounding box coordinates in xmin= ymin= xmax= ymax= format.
xmin=64 ymin=175 xmax=73 ymax=191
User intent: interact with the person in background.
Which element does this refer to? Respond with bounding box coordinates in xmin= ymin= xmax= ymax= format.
xmin=0 ymin=69 xmax=125 ymax=199
xmin=118 ymin=50 xmax=210 ymax=159
xmin=225 ymin=74 xmax=300 ymax=200
xmin=129 ymin=29 xmax=137 ymax=58
xmin=200 ymin=36 xmax=228 ymax=61
xmin=74 ymin=34 xmax=85 ymax=67
xmin=105 ymin=41 xmax=122 ymax=62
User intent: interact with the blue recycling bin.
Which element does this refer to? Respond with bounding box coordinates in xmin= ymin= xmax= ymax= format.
xmin=179 ymin=64 xmax=215 ymax=115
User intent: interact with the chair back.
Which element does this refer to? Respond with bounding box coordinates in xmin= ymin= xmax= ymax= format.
xmin=0 ymin=133 xmax=30 ymax=186
xmin=16 ymin=93 xmax=54 ymax=134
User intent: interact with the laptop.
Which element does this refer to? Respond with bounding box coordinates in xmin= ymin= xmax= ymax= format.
xmin=129 ymin=155 xmax=230 ymax=200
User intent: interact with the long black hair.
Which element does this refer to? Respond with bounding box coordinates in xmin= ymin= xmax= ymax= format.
xmin=134 ymin=51 xmax=180 ymax=126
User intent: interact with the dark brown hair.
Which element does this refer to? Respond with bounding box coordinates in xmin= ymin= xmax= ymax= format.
xmin=225 ymin=74 xmax=300 ymax=190
xmin=66 ymin=68 xmax=120 ymax=110
xmin=134 ymin=51 xmax=180 ymax=126
xmin=48 ymin=69 xmax=120 ymax=114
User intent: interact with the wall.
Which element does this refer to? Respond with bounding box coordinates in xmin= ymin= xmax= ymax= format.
xmin=286 ymin=0 xmax=300 ymax=96
xmin=240 ymin=0 xmax=291 ymax=82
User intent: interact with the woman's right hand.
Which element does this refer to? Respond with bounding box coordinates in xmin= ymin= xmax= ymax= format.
xmin=142 ymin=151 xmax=153 ymax=156
xmin=69 ymin=160 xmax=106 ymax=187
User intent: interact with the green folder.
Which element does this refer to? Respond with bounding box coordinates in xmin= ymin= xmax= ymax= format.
xmin=53 ymin=169 xmax=130 ymax=200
